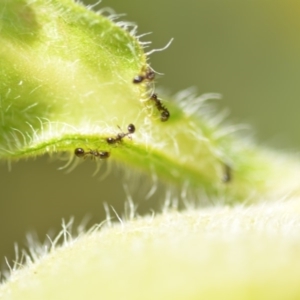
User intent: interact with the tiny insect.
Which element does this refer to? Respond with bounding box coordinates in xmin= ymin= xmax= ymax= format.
xmin=132 ymin=67 xmax=155 ymax=84
xmin=150 ymin=93 xmax=170 ymax=122
xmin=106 ymin=123 xmax=136 ymax=144
xmin=222 ymin=164 xmax=232 ymax=183
xmin=132 ymin=75 xmax=144 ymax=84
xmin=74 ymin=148 xmax=110 ymax=159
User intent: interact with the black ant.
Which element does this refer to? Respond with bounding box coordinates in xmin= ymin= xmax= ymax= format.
xmin=222 ymin=164 xmax=232 ymax=183
xmin=133 ymin=67 xmax=155 ymax=84
xmin=106 ymin=123 xmax=136 ymax=144
xmin=74 ymin=148 xmax=110 ymax=159
xmin=150 ymin=93 xmax=170 ymax=122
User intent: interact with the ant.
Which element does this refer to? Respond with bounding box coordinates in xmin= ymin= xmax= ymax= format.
xmin=106 ymin=123 xmax=136 ymax=144
xmin=133 ymin=67 xmax=155 ymax=84
xmin=74 ymin=148 xmax=110 ymax=159
xmin=150 ymin=93 xmax=170 ymax=122
xmin=222 ymin=164 xmax=232 ymax=183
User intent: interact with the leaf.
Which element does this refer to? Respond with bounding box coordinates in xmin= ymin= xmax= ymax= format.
xmin=0 ymin=0 xmax=299 ymax=203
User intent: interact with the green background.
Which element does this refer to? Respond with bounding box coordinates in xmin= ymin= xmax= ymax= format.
xmin=1 ymin=0 xmax=300 ymax=272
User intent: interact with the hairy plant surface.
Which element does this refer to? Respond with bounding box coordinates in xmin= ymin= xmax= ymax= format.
xmin=2 ymin=199 xmax=300 ymax=300
xmin=1 ymin=0 xmax=300 ymax=299
xmin=1 ymin=0 xmax=299 ymax=203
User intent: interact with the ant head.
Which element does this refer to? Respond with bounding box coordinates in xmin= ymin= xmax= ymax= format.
xmin=150 ymin=93 xmax=158 ymax=100
xmin=74 ymin=148 xmax=85 ymax=157
xmin=127 ymin=124 xmax=136 ymax=134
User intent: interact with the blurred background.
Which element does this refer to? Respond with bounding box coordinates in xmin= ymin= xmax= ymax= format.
xmin=1 ymin=0 xmax=300 ymax=273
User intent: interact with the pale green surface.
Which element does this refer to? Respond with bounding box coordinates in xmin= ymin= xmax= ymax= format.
xmin=1 ymin=198 xmax=300 ymax=299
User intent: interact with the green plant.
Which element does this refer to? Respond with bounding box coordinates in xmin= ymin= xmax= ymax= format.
xmin=1 ymin=0 xmax=300 ymax=299
xmin=1 ymin=0 xmax=299 ymax=201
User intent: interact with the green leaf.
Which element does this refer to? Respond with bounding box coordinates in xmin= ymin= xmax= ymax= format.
xmin=0 ymin=0 xmax=145 ymax=154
